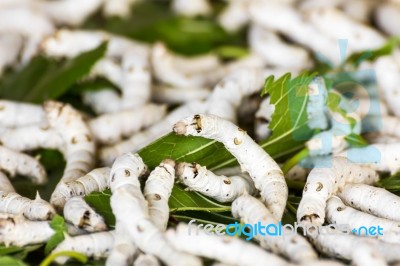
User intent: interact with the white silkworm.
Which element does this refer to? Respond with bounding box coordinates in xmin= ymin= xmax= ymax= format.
xmin=44 ymin=101 xmax=95 ymax=210
xmin=0 ymin=146 xmax=47 ymax=184
xmin=51 ymin=167 xmax=110 ymax=209
xmin=374 ymin=56 xmax=400 ymax=116
xmin=297 ymin=156 xmax=379 ymax=226
xmin=152 ymin=85 xmax=210 ymax=104
xmin=173 ymin=114 xmax=287 ymax=220
xmin=326 ymin=196 xmax=400 ymax=242
xmin=363 ymin=133 xmax=399 ymax=145
xmin=218 ymin=0 xmax=249 ymax=32
xmin=106 ymin=222 xmax=137 ymax=266
xmin=248 ymin=24 xmax=311 ymax=69
xmin=249 ymin=1 xmax=340 ymax=64
xmin=351 ymin=242 xmax=388 ymax=266
xmin=0 ymin=171 xmax=15 ymax=193
xmin=254 ymin=96 xmax=274 ymax=141
xmin=102 ymin=0 xmax=140 ymax=18
xmin=143 ymin=159 xmax=175 ymax=231
xmin=176 ymin=162 xmax=256 ymax=203
xmin=0 ymin=7 xmax=54 ymax=64
xmin=171 ymin=0 xmax=211 ymax=17
xmin=337 ymin=183 xmax=400 ymax=222
xmin=305 ymin=7 xmax=385 ymax=53
xmin=285 ymin=165 xmax=309 ymax=182
xmin=63 ymin=197 xmax=107 ymax=233
xmin=134 ymin=254 xmax=160 ymax=266
xmin=375 ymin=2 xmax=400 ymax=36
xmin=0 ymin=34 xmax=23 ymax=76
xmin=0 ymin=191 xmax=55 ymax=221
xmin=0 ymin=100 xmax=46 ymax=127
xmin=52 ymin=231 xmax=115 ymax=264
xmin=83 ymin=89 xmax=122 ymax=115
xmin=151 ymin=42 xmax=211 ymax=89
xmin=308 ymin=228 xmax=400 ymax=263
xmin=0 ymin=213 xmax=54 ymax=247
xmin=341 ymin=143 xmax=400 ymax=174
xmin=99 ymin=100 xmax=206 ymax=165
xmin=0 ymin=125 xmax=64 ymax=153
xmin=306 ymin=132 xmax=348 ymax=156
xmin=109 ymin=153 xmax=201 ymax=266
xmin=232 ymin=194 xmax=317 ymax=263
xmin=166 ymin=223 xmax=289 ymax=266
xmin=89 ymin=104 xmax=167 ymax=144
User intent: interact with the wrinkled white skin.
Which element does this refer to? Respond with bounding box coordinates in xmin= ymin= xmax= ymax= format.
xmin=218 ymin=0 xmax=250 ymax=32
xmin=109 ymin=153 xmax=201 ymax=266
xmin=0 ymin=213 xmax=54 ymax=247
xmin=305 ymin=8 xmax=385 ymax=53
xmin=301 ymin=260 xmax=346 ymax=266
xmin=249 ymin=1 xmax=339 ymax=64
xmin=205 ymin=68 xmax=265 ymax=122
xmin=106 ymin=221 xmax=137 ymax=266
xmin=248 ymin=24 xmax=311 ymax=69
xmin=0 ymin=100 xmax=46 ymax=127
xmin=374 ymin=56 xmax=400 ymax=116
xmin=308 ymin=227 xmax=400 ymax=263
xmin=152 ymin=85 xmax=210 ymax=104
xmin=0 ymin=146 xmax=47 ymax=184
xmin=371 ymin=116 xmax=400 ymax=139
xmin=63 ymin=197 xmax=107 ymax=233
xmin=172 ymin=0 xmax=211 ymax=16
xmin=44 ymin=101 xmax=96 ymax=210
xmin=0 ymin=125 xmax=64 ymax=153
xmin=172 ymin=53 xmax=220 ymax=76
xmin=326 ymin=196 xmax=400 ymax=243
xmin=351 ymin=242 xmax=388 ymax=266
xmin=0 ymin=191 xmax=55 ymax=221
xmin=52 ymin=231 xmax=115 ymax=264
xmin=89 ymin=104 xmax=167 ymax=144
xmin=174 ymin=114 xmax=287 ymax=220
xmin=375 ymin=2 xmax=400 ymax=36
xmin=176 ymin=162 xmax=256 ymax=203
xmin=306 ymin=133 xmax=347 ymax=156
xmin=91 ymin=58 xmax=123 ymax=86
xmin=0 ymin=34 xmax=23 ymax=76
xmin=51 ymin=167 xmax=110 ymax=209
xmin=166 ymin=223 xmax=289 ymax=266
xmin=338 ymin=183 xmax=400 ymax=222
xmin=254 ymin=96 xmax=275 ymax=141
xmin=232 ymin=194 xmax=317 ymax=263
xmin=103 ymin=0 xmax=140 ymax=18
xmin=297 ymin=157 xmax=379 ymax=226
xmin=340 ymin=143 xmax=400 ymax=174
xmin=144 ymin=159 xmax=175 ymax=231
xmin=0 ymin=171 xmax=15 ymax=193
xmin=99 ymin=101 xmax=206 ymax=165
xmin=0 ymin=7 xmax=54 ymax=64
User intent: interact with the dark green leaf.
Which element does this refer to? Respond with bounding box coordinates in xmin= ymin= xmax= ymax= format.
xmin=345 ymin=133 xmax=369 ymax=148
xmin=346 ymin=37 xmax=400 ymax=67
xmin=171 ymin=211 xmax=237 ymax=226
xmin=45 ymin=215 xmax=67 ymax=254
xmin=0 ymin=42 xmax=107 ymax=103
xmin=85 ymin=190 xmax=115 ymax=227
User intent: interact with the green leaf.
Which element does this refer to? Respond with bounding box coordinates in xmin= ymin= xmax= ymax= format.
xmin=378 ymin=175 xmax=400 ymax=193
xmin=0 ymin=244 xmax=41 ymax=259
xmin=40 ymin=251 xmax=87 ymax=266
xmin=261 ymin=72 xmax=316 ymax=155
xmin=86 ymin=184 xmax=231 ymax=227
xmin=0 ymin=256 xmax=28 ymax=266
xmin=327 ymin=91 xmax=356 ymax=128
xmin=171 ymin=211 xmax=237 ymax=226
xmin=214 ymin=46 xmax=249 ymax=59
xmin=0 ymin=42 xmax=107 ymax=103
xmin=346 ymin=37 xmax=400 ymax=67
xmin=45 ymin=215 xmax=67 ymax=254
xmin=345 ymin=133 xmax=369 ymax=148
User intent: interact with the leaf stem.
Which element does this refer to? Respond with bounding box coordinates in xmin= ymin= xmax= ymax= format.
xmin=281 ymin=148 xmax=309 ymax=175
xmin=40 ymin=251 xmax=87 ymax=266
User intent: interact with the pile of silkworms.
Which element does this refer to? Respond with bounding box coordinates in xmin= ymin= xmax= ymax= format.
xmin=2 ymin=0 xmax=400 ymax=265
